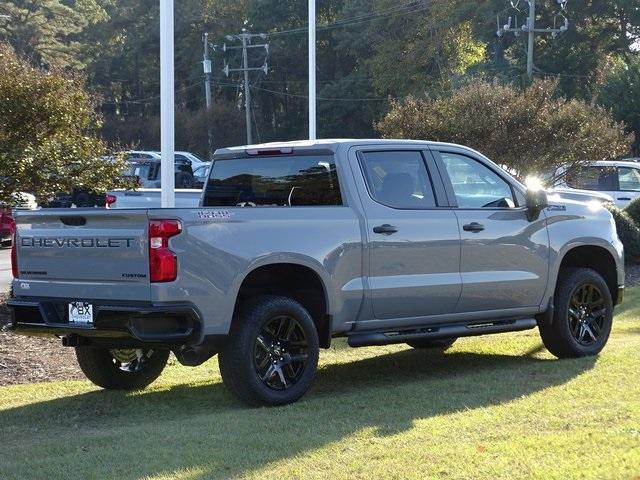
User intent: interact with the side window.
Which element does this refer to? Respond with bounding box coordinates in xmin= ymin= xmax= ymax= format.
xmin=359 ymin=151 xmax=437 ymax=209
xmin=566 ymin=166 xmax=616 ymax=191
xmin=440 ymin=153 xmax=515 ymax=209
xmin=617 ymin=167 xmax=640 ymax=192
xmin=204 ymin=155 xmax=342 ymax=207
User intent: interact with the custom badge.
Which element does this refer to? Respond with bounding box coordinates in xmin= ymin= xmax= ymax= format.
xmin=196 ymin=210 xmax=233 ymax=221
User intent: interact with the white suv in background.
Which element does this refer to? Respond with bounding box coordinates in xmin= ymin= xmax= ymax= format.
xmin=554 ymin=160 xmax=640 ymax=208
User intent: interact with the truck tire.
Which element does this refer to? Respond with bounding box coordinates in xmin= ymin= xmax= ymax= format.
xmin=538 ymin=268 xmax=613 ymax=359
xmin=218 ymin=295 xmax=320 ymax=407
xmin=407 ymin=338 xmax=456 ymax=350
xmin=75 ymin=347 xmax=169 ymax=390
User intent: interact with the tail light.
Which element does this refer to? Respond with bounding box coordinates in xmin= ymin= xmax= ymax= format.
xmin=149 ymin=219 xmax=181 ymax=283
xmin=11 ymin=226 xmax=18 ymax=279
xmin=105 ymin=194 xmax=117 ymax=208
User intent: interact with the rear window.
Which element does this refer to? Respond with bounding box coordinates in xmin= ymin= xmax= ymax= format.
xmin=566 ymin=166 xmax=617 ymax=191
xmin=203 ymin=155 xmax=342 ymax=207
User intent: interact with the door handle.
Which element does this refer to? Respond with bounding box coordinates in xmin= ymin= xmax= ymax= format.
xmin=373 ymin=224 xmax=398 ymax=235
xmin=463 ymin=222 xmax=485 ymax=233
xmin=618 ymin=197 xmax=632 ymax=201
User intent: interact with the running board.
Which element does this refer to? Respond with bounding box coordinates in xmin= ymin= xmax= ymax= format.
xmin=347 ymin=318 xmax=537 ymax=348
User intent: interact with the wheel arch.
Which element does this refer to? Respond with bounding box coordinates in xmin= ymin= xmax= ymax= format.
xmin=231 ymin=258 xmax=333 ymax=348
xmin=555 ymin=244 xmax=619 ymax=304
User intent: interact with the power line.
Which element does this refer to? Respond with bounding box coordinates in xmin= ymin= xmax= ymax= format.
xmin=269 ymin=1 xmax=429 ymax=37
xmin=249 ymin=85 xmax=387 ymax=102
xmin=100 ymin=81 xmax=203 ymax=105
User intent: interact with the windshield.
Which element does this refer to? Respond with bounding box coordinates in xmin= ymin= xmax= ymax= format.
xmin=203 ymin=155 xmax=342 ymax=207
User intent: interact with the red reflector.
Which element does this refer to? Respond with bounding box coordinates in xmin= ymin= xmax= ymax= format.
xmin=149 ymin=220 xmax=181 ymax=283
xmin=105 ymin=194 xmax=117 ymax=208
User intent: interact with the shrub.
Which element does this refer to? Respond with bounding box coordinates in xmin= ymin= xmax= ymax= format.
xmin=377 ymin=79 xmax=632 ymax=184
xmin=606 ymin=205 xmax=640 ymax=262
xmin=0 ymin=44 xmax=127 ymax=205
xmin=624 ymin=197 xmax=640 ymax=227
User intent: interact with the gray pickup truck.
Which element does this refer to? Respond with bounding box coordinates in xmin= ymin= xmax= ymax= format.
xmin=8 ymin=140 xmax=625 ymax=406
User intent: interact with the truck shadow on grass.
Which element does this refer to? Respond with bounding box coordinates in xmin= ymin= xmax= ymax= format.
xmin=0 ymin=346 xmax=596 ymax=480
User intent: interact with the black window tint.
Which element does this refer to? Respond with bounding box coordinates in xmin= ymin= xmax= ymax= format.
xmin=204 ymin=155 xmax=342 ymax=207
xmin=359 ymin=151 xmax=436 ymax=209
xmin=440 ymin=153 xmax=515 ymax=209
xmin=566 ymin=166 xmax=616 ymax=191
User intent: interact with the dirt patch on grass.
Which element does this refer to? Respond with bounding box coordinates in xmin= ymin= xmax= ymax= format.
xmin=0 ymin=292 xmax=82 ymax=386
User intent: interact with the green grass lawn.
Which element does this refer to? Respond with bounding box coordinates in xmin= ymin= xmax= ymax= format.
xmin=1 ymin=291 xmax=640 ymax=480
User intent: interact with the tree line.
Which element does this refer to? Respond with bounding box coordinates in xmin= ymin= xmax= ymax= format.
xmin=0 ymin=0 xmax=638 ymax=192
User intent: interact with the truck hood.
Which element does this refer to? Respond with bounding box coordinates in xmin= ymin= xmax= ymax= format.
xmin=548 ymin=187 xmax=614 ymax=205
xmin=545 ymin=192 xmax=617 ymax=232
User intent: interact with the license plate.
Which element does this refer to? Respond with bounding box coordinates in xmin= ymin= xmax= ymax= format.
xmin=68 ymin=302 xmax=93 ymax=325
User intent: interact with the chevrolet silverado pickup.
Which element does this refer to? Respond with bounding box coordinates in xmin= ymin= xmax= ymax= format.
xmin=7 ymin=140 xmax=625 ymax=406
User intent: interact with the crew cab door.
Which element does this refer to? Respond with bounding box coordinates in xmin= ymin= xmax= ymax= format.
xmin=433 ymin=148 xmax=549 ymax=313
xmin=351 ymin=147 xmax=462 ymax=323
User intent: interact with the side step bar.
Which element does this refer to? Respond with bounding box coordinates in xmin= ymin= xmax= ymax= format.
xmin=347 ymin=318 xmax=537 ymax=348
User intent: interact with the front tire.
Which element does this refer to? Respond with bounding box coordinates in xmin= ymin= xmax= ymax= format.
xmin=218 ymin=295 xmax=320 ymax=407
xmin=539 ymin=268 xmax=613 ymax=359
xmin=75 ymin=347 xmax=169 ymax=390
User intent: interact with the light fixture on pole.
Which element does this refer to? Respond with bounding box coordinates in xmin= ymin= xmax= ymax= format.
xmin=160 ymin=0 xmax=175 ymax=208
xmin=308 ymin=0 xmax=317 ymax=140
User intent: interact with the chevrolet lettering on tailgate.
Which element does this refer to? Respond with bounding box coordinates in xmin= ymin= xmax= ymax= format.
xmin=20 ymin=237 xmax=135 ymax=248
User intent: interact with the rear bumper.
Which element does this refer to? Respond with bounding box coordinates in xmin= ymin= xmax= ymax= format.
xmin=7 ymin=297 xmax=202 ymax=345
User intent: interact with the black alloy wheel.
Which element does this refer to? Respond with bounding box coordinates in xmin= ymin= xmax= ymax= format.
xmin=254 ymin=315 xmax=310 ymax=390
xmin=218 ymin=295 xmax=320 ymax=406
xmin=568 ymin=283 xmax=607 ymax=346
xmin=538 ymin=267 xmax=613 ymax=359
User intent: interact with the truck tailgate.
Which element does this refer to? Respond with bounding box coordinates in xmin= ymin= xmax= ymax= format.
xmin=13 ymin=209 xmax=151 ymax=301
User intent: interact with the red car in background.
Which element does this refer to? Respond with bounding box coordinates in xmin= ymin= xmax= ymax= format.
xmin=0 ymin=208 xmax=15 ymax=246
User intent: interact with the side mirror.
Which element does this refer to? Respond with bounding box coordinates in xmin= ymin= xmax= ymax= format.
xmin=526 ymin=188 xmax=548 ymax=221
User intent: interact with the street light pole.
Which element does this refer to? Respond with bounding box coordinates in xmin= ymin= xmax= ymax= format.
xmin=308 ymin=0 xmax=317 ymax=140
xmin=160 ymin=0 xmax=175 ymax=208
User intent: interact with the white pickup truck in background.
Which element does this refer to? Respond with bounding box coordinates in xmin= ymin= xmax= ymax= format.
xmin=551 ymin=160 xmax=640 ymax=208
xmin=105 ymin=189 xmax=202 ymax=209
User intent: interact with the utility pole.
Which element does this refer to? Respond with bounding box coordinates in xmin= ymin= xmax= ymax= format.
xmin=241 ymin=33 xmax=252 ymax=145
xmin=526 ymin=0 xmax=535 ymax=78
xmin=223 ymin=30 xmax=269 ymax=145
xmin=202 ymin=32 xmax=214 ymax=159
xmin=497 ymin=0 xmax=569 ymax=78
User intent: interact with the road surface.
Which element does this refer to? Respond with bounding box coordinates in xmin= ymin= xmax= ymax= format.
xmin=0 ymin=247 xmax=11 ymax=293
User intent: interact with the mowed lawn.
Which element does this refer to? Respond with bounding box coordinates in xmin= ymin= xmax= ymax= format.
xmin=1 ymin=291 xmax=640 ymax=480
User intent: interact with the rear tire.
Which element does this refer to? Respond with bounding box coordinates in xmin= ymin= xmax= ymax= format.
xmin=407 ymin=338 xmax=456 ymax=350
xmin=538 ymin=268 xmax=613 ymax=359
xmin=218 ymin=295 xmax=319 ymax=407
xmin=75 ymin=347 xmax=169 ymax=390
